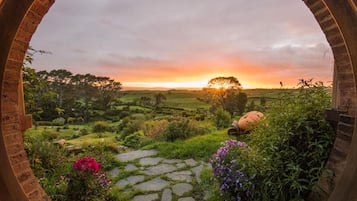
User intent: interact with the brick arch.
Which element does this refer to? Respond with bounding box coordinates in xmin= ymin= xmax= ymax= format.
xmin=0 ymin=0 xmax=356 ymax=200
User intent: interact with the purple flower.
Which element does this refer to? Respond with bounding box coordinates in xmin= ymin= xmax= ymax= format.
xmin=210 ymin=140 xmax=254 ymax=200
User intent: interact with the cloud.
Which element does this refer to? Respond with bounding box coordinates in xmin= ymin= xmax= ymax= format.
xmin=30 ymin=0 xmax=333 ymax=88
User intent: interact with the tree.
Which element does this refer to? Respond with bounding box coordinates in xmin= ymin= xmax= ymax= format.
xmin=94 ymin=76 xmax=122 ymax=110
xmin=47 ymin=69 xmax=73 ymax=108
xmin=154 ymin=92 xmax=166 ymax=111
xmin=71 ymin=74 xmax=98 ymax=122
xmin=204 ymin=76 xmax=247 ymax=116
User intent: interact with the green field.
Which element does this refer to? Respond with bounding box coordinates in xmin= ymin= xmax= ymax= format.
xmin=119 ymin=88 xmax=298 ymax=109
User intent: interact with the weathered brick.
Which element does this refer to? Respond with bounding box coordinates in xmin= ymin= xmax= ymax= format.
xmin=17 ymin=171 xmax=32 ymax=183
xmin=2 ymin=91 xmax=19 ymax=102
xmin=334 ymin=137 xmax=351 ymax=154
xmin=9 ymin=151 xmax=27 ymax=165
xmin=336 ymin=63 xmax=353 ymax=73
xmin=321 ymin=23 xmax=338 ymax=32
xmin=4 ymin=134 xmax=22 ymax=145
xmin=2 ymin=123 xmax=21 ymax=133
xmin=12 ymin=161 xmax=31 ymax=174
xmin=28 ymin=190 xmax=40 ymax=201
xmin=8 ymin=49 xmax=25 ymax=61
xmin=22 ymin=178 xmax=39 ymax=194
xmin=337 ymin=71 xmax=354 ymax=80
xmin=6 ymin=143 xmax=24 ymax=155
xmin=4 ymin=70 xmax=20 ymax=81
xmin=1 ymin=102 xmax=19 ymax=113
xmin=2 ymin=114 xmax=20 ymax=124
xmin=304 ymin=0 xmax=322 ymax=8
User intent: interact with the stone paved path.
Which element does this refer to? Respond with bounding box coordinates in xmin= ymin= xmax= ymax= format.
xmin=108 ymin=150 xmax=209 ymax=201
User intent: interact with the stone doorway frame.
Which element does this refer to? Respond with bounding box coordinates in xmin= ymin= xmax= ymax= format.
xmin=0 ymin=0 xmax=356 ymax=200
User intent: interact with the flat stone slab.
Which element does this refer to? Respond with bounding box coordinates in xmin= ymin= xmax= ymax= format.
xmin=115 ymin=175 xmax=145 ymax=188
xmin=133 ymin=178 xmax=170 ymax=191
xmin=191 ymin=164 xmax=203 ymax=183
xmin=161 ymin=188 xmax=172 ymax=201
xmin=139 ymin=157 xmax=164 ymax=166
xmin=163 ymin=159 xmax=182 ymax=164
xmin=115 ymin=150 xmax=157 ymax=162
xmin=133 ymin=193 xmax=159 ymax=201
xmin=172 ymin=183 xmax=193 ymax=196
xmin=166 ymin=171 xmax=192 ymax=182
xmin=141 ymin=164 xmax=177 ymax=176
xmin=124 ymin=164 xmax=138 ymax=171
xmin=184 ymin=159 xmax=198 ymax=167
xmin=178 ymin=197 xmax=195 ymax=201
xmin=176 ymin=163 xmax=186 ymax=169
xmin=108 ymin=167 xmax=120 ymax=177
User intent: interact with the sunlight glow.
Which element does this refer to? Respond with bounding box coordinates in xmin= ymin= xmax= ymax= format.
xmin=124 ymin=80 xmax=209 ymax=90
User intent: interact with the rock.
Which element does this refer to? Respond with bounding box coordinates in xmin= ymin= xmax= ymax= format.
xmin=161 ymin=189 xmax=172 ymax=201
xmin=184 ymin=159 xmax=198 ymax=167
xmin=115 ymin=175 xmax=145 ymax=188
xmin=115 ymin=150 xmax=157 ymax=162
xmin=178 ymin=197 xmax=195 ymax=201
xmin=133 ymin=178 xmax=170 ymax=191
xmin=172 ymin=183 xmax=193 ymax=196
xmin=162 ymin=159 xmax=182 ymax=164
xmin=133 ymin=193 xmax=159 ymax=201
xmin=191 ymin=164 xmax=203 ymax=183
xmin=108 ymin=167 xmax=120 ymax=177
xmin=141 ymin=164 xmax=177 ymax=176
xmin=139 ymin=157 xmax=164 ymax=166
xmin=166 ymin=171 xmax=192 ymax=182
xmin=176 ymin=163 xmax=186 ymax=169
xmin=124 ymin=164 xmax=138 ymax=171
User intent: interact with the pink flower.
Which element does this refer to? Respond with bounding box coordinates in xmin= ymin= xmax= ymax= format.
xmin=73 ymin=157 xmax=103 ymax=173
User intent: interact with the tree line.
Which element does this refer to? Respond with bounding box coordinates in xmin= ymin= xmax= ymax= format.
xmin=23 ymin=66 xmax=122 ymax=122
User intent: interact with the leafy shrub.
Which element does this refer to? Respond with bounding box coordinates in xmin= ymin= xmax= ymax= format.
xmin=66 ymin=157 xmax=111 ymax=201
xmin=120 ymin=118 xmax=145 ymax=139
xmin=52 ymin=117 xmax=66 ymax=126
xmin=210 ymin=140 xmax=257 ymax=201
xmin=143 ymin=120 xmax=169 ymax=139
xmin=24 ymin=133 xmax=67 ymax=177
xmin=79 ymin=128 xmax=89 ymax=135
xmin=92 ymin=121 xmax=110 ymax=133
xmin=214 ymin=108 xmax=231 ymax=129
xmin=42 ymin=130 xmax=61 ymax=141
xmin=163 ymin=117 xmax=205 ymax=142
xmin=37 ymin=121 xmax=53 ymax=126
xmin=248 ymin=80 xmax=334 ymax=200
xmin=123 ymin=131 xmax=144 ymax=148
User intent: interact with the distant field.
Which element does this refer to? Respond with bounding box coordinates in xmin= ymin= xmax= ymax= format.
xmin=119 ymin=90 xmax=211 ymax=110
xmin=118 ymin=88 xmax=299 ymax=110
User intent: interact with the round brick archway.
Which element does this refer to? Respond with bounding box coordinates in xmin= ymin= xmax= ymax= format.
xmin=0 ymin=0 xmax=356 ymax=200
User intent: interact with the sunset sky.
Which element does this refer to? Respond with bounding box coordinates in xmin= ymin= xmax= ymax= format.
xmin=30 ymin=0 xmax=334 ymax=90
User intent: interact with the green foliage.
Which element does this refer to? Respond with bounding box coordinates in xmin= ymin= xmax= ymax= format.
xmin=143 ymin=131 xmax=230 ymax=160
xmin=52 ymin=117 xmax=66 ymax=126
xmin=123 ymin=131 xmax=144 ymax=148
xmin=93 ymin=121 xmax=111 ymax=133
xmin=214 ymin=108 xmax=231 ymax=129
xmin=66 ymin=157 xmax=111 ymax=201
xmin=23 ymin=132 xmax=68 ymax=178
xmin=163 ymin=117 xmax=205 ymax=142
xmin=119 ymin=118 xmax=145 ymax=139
xmin=210 ymin=140 xmax=259 ymax=201
xmin=246 ymin=80 xmax=334 ymax=200
xmin=143 ymin=120 xmax=169 ymax=139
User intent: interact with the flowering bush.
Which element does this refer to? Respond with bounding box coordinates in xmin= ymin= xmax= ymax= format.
xmin=210 ymin=139 xmax=256 ymax=201
xmin=66 ymin=157 xmax=111 ymax=201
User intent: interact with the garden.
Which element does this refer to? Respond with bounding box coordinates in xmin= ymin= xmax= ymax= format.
xmin=23 ymin=76 xmax=334 ymax=200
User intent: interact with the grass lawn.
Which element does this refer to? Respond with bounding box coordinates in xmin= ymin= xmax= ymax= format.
xmin=142 ymin=130 xmax=240 ymax=161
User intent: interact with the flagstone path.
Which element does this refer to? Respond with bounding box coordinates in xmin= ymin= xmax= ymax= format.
xmin=108 ymin=150 xmax=210 ymax=201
